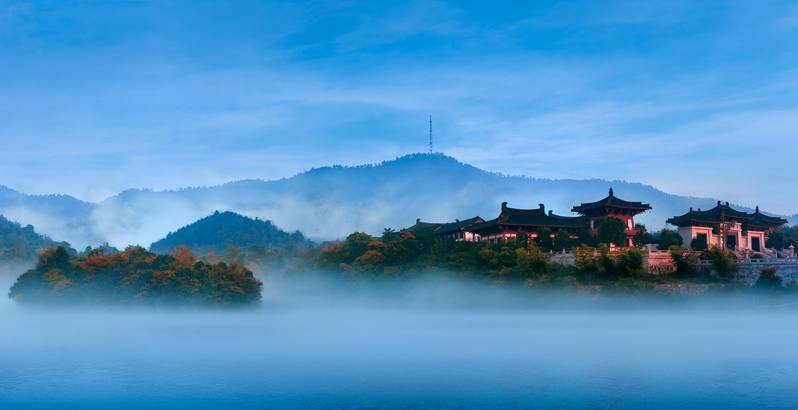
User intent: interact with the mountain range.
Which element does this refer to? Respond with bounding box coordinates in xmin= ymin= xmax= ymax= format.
xmin=0 ymin=153 xmax=794 ymax=248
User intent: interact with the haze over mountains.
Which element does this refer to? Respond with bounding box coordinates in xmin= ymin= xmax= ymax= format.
xmin=0 ymin=153 xmax=793 ymax=248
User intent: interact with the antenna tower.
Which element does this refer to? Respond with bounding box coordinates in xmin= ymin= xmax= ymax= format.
xmin=428 ymin=115 xmax=433 ymax=153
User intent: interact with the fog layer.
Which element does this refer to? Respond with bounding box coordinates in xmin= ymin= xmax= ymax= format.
xmin=1 ymin=268 xmax=797 ymax=409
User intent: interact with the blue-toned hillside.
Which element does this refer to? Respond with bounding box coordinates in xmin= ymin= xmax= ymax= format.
xmin=149 ymin=211 xmax=313 ymax=257
xmin=0 ymin=214 xmax=73 ymax=263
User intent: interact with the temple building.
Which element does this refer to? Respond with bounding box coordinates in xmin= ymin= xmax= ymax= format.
xmin=571 ymin=188 xmax=652 ymax=247
xmin=666 ymin=201 xmax=787 ymax=253
xmin=462 ymin=202 xmax=585 ymax=244
xmin=433 ymin=217 xmax=484 ymax=241
xmin=402 ymin=217 xmax=485 ymax=242
xmin=406 ymin=188 xmax=652 ymax=246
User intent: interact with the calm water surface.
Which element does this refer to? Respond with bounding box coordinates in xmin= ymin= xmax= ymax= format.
xmin=1 ymin=274 xmax=797 ymax=409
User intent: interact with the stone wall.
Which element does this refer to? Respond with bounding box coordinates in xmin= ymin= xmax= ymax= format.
xmin=729 ymin=259 xmax=798 ymax=286
xmin=643 ymin=250 xmax=676 ymax=274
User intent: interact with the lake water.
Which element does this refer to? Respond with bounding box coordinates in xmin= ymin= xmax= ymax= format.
xmin=1 ymin=272 xmax=797 ymax=409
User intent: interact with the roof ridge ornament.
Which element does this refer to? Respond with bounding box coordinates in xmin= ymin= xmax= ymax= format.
xmin=608 ymin=187 xmax=614 ymax=197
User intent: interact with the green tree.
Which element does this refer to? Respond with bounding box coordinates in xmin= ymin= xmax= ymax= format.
xmin=381 ymin=228 xmax=399 ymax=243
xmin=766 ymin=230 xmax=786 ymax=250
xmin=553 ymin=229 xmax=575 ymax=251
xmin=633 ymin=224 xmax=656 ymax=246
xmin=616 ymin=247 xmax=644 ymax=275
xmin=37 ymin=246 xmax=71 ymax=270
xmin=535 ymin=228 xmax=553 ymax=251
xmin=515 ymin=241 xmax=549 ymax=278
xmin=705 ymin=246 xmax=736 ymax=278
xmin=669 ymin=246 xmax=699 ymax=277
xmin=658 ymin=229 xmax=683 ymax=250
xmin=597 ymin=217 xmax=627 ymax=247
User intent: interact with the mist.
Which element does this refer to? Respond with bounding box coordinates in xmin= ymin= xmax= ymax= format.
xmin=2 ymin=265 xmax=798 ymax=409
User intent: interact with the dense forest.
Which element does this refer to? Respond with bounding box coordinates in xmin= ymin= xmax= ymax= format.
xmin=150 ymin=211 xmax=314 ymax=266
xmin=317 ymin=222 xmax=796 ymax=295
xmin=9 ymin=246 xmax=262 ymax=306
xmin=0 ymin=215 xmax=74 ymax=263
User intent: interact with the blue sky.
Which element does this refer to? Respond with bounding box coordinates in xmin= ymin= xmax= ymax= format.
xmin=1 ymin=1 xmax=798 ymax=213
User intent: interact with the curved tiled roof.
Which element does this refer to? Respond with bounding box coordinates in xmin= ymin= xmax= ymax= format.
xmin=402 ymin=219 xmax=443 ymax=233
xmin=464 ymin=202 xmax=586 ymax=232
xmin=466 ymin=218 xmax=500 ymax=233
xmin=572 ymin=188 xmax=651 ymax=214
xmin=667 ymin=202 xmax=787 ymax=228
xmin=434 ymin=216 xmax=484 ymax=235
xmin=500 ymin=204 xmax=586 ymax=228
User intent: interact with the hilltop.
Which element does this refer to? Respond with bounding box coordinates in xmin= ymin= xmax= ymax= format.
xmin=0 ymin=214 xmax=74 ymax=264
xmin=0 ymin=153 xmax=793 ymax=248
xmin=149 ymin=211 xmax=313 ymax=258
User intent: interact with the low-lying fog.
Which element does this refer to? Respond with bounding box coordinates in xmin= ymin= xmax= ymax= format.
xmin=1 ymin=266 xmax=798 ymax=409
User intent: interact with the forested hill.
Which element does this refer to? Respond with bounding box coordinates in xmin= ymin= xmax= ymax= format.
xmin=101 ymin=153 xmax=776 ymax=245
xmin=0 ymin=214 xmax=74 ymax=263
xmin=1 ymin=154 xmax=794 ymax=248
xmin=149 ymin=211 xmax=314 ymax=257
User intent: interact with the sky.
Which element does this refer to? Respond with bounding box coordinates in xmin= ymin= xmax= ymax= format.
xmin=1 ymin=1 xmax=798 ymax=213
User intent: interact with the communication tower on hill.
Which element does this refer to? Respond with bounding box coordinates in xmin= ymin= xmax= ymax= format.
xmin=428 ymin=115 xmax=434 ymax=153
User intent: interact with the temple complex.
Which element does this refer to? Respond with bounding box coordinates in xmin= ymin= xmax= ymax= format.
xmin=666 ymin=201 xmax=787 ymax=254
xmin=406 ymin=188 xmax=651 ymax=246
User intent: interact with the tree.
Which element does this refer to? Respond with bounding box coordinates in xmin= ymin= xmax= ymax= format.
xmin=766 ymin=230 xmax=786 ymax=250
xmin=657 ymin=229 xmax=683 ymax=250
xmin=172 ymin=245 xmax=197 ymax=269
xmin=705 ymin=246 xmax=736 ymax=278
xmin=574 ymin=244 xmax=597 ymax=272
xmin=37 ymin=246 xmax=71 ymax=270
xmin=515 ymin=241 xmax=548 ymax=278
xmin=381 ymin=228 xmax=399 ymax=242
xmin=553 ymin=229 xmax=575 ymax=251
xmin=535 ymin=228 xmax=553 ymax=251
xmin=669 ymin=246 xmax=698 ymax=277
xmin=616 ymin=247 xmax=644 ymax=275
xmin=597 ymin=217 xmax=627 ymax=247
xmin=633 ymin=224 xmax=656 ymax=246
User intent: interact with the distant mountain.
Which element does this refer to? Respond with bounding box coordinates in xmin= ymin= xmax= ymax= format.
xmin=96 ymin=153 xmax=773 ymax=246
xmin=0 ymin=185 xmax=101 ymax=247
xmin=0 ymin=154 xmax=793 ymax=248
xmin=0 ymin=214 xmax=74 ymax=262
xmin=150 ymin=211 xmax=313 ymax=256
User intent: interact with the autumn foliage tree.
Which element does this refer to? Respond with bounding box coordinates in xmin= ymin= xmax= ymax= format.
xmin=9 ymin=246 xmax=262 ymax=306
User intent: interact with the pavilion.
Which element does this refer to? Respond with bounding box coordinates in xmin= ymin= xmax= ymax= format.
xmin=667 ymin=201 xmax=787 ymax=253
xmin=571 ymin=188 xmax=652 ymax=247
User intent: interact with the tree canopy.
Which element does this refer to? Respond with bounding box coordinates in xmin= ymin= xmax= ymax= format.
xmin=597 ymin=217 xmax=628 ymax=247
xmin=9 ymin=246 xmax=262 ymax=306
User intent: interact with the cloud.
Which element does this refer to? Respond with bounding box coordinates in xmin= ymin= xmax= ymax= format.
xmin=0 ymin=0 xmax=797 ymax=215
